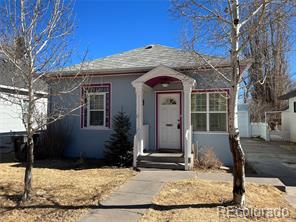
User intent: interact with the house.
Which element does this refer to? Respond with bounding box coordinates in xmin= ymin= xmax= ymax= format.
xmin=48 ymin=44 xmax=251 ymax=170
xmin=0 ymin=54 xmax=47 ymax=160
xmin=279 ymin=89 xmax=296 ymax=142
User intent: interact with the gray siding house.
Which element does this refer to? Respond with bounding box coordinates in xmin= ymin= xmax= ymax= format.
xmin=49 ymin=45 xmax=251 ymax=170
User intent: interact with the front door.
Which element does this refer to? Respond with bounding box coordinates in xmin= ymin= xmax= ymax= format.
xmin=158 ymin=93 xmax=181 ymax=150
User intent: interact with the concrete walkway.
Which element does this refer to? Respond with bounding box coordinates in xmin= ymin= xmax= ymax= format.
xmin=78 ymin=169 xmax=296 ymax=222
xmin=197 ymin=172 xmax=286 ymax=191
xmin=78 ymin=170 xmax=196 ymax=222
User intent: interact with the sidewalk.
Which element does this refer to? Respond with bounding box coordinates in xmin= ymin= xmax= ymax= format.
xmin=78 ymin=170 xmax=295 ymax=222
xmin=78 ymin=170 xmax=196 ymax=222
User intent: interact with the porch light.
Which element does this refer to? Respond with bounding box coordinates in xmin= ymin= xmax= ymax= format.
xmin=161 ymin=82 xmax=169 ymax=88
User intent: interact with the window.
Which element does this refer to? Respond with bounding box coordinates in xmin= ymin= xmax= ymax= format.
xmin=191 ymin=92 xmax=227 ymax=132
xmin=191 ymin=94 xmax=207 ymax=131
xmin=81 ymin=84 xmax=111 ymax=129
xmin=87 ymin=93 xmax=105 ymax=127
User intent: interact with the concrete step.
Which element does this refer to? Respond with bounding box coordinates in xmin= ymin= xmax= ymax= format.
xmin=137 ymin=160 xmax=185 ymax=170
xmin=138 ymin=153 xmax=193 ymax=163
xmin=138 ymin=155 xmax=185 ymax=163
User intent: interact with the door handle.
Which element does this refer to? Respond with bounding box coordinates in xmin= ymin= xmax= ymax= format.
xmin=166 ymin=124 xmax=173 ymax=127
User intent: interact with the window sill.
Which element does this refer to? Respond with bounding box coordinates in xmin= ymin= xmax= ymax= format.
xmin=82 ymin=126 xmax=112 ymax=131
xmin=193 ymin=131 xmax=228 ymax=135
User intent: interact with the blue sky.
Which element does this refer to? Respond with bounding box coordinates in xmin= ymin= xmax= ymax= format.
xmin=72 ymin=0 xmax=183 ymax=63
xmin=72 ymin=0 xmax=296 ymax=77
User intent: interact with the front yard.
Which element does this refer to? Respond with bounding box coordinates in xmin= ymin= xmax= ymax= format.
xmin=141 ymin=179 xmax=296 ymax=222
xmin=0 ymin=160 xmax=135 ymax=222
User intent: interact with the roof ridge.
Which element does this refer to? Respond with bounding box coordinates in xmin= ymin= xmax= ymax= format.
xmin=89 ymin=44 xmax=164 ymax=59
xmin=85 ymin=44 xmax=185 ymax=64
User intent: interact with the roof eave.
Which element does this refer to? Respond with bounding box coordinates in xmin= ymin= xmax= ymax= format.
xmin=46 ymin=58 xmax=253 ymax=78
xmin=278 ymin=89 xmax=296 ymax=100
xmin=46 ymin=62 xmax=240 ymax=78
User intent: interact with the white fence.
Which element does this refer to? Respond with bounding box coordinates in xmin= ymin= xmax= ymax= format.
xmin=251 ymin=122 xmax=270 ymax=141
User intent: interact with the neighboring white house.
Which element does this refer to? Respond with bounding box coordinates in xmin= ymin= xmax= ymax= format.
xmin=0 ymin=55 xmax=47 ymax=156
xmin=0 ymin=86 xmax=48 ymax=134
xmin=279 ymin=89 xmax=296 ymax=143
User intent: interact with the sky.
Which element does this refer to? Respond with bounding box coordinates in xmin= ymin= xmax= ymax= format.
xmin=72 ymin=0 xmax=296 ymax=77
xmin=72 ymin=0 xmax=183 ymax=63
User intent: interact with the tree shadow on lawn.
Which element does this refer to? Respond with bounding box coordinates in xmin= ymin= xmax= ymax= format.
xmin=10 ymin=159 xmax=114 ymax=170
xmin=0 ymin=200 xmax=234 ymax=213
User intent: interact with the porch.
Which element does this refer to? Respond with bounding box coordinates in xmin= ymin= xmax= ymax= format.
xmin=132 ymin=65 xmax=196 ymax=170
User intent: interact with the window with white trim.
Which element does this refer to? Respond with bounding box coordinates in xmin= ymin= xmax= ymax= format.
xmin=191 ymin=92 xmax=227 ymax=132
xmin=87 ymin=93 xmax=105 ymax=127
xmin=81 ymin=84 xmax=111 ymax=129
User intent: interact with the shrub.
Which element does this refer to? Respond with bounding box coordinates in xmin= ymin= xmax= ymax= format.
xmin=195 ymin=146 xmax=222 ymax=169
xmin=104 ymin=111 xmax=133 ymax=167
xmin=34 ymin=120 xmax=72 ymax=159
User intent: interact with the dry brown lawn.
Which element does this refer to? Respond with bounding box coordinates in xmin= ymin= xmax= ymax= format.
xmin=0 ymin=160 xmax=135 ymax=222
xmin=141 ymin=179 xmax=296 ymax=222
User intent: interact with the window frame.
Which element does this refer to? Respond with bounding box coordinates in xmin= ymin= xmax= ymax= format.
xmin=86 ymin=92 xmax=106 ymax=128
xmin=191 ymin=91 xmax=228 ymax=133
xmin=191 ymin=93 xmax=207 ymax=131
xmin=80 ymin=83 xmax=112 ymax=130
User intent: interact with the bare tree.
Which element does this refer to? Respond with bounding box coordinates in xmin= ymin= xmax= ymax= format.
xmin=172 ymin=0 xmax=296 ymax=206
xmin=241 ymin=2 xmax=296 ymax=121
xmin=0 ymin=0 xmax=87 ymax=201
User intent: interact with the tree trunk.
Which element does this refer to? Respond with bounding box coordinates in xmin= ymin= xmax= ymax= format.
xmin=229 ymin=85 xmax=246 ymax=207
xmin=230 ymin=0 xmax=246 ymax=206
xmin=22 ymin=134 xmax=34 ymax=201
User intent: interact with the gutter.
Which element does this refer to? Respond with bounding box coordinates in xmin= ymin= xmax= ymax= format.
xmin=0 ymin=84 xmax=48 ymax=96
xmin=46 ymin=58 xmax=253 ymax=79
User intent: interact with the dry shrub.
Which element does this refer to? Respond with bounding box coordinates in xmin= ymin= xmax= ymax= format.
xmin=195 ymin=146 xmax=222 ymax=169
xmin=35 ymin=120 xmax=72 ymax=159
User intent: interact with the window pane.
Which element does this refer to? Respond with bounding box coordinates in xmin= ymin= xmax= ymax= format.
xmin=209 ymin=93 xmax=226 ymax=111
xmin=90 ymin=111 xmax=104 ymax=126
xmin=209 ymin=113 xmax=226 ymax=131
xmin=191 ymin=94 xmax=206 ymax=112
xmin=90 ymin=94 xmax=104 ymax=110
xmin=192 ymin=113 xmax=207 ymax=131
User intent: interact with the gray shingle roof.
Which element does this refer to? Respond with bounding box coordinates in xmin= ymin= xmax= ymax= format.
xmin=63 ymin=44 xmax=229 ymax=74
xmin=279 ymin=89 xmax=296 ymax=100
xmin=0 ymin=55 xmax=47 ymax=92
